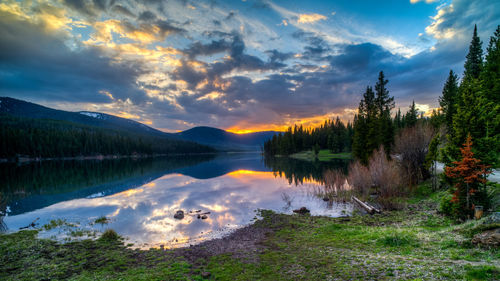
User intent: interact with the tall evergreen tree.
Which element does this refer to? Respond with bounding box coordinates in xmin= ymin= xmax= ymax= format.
xmin=439 ymin=70 xmax=459 ymax=133
xmin=445 ymin=25 xmax=499 ymax=167
xmin=353 ymin=86 xmax=377 ymax=164
xmin=482 ymin=25 xmax=500 ymax=104
xmin=394 ymin=108 xmax=402 ymax=131
xmin=374 ymin=71 xmax=395 ymax=157
xmin=446 ymin=25 xmax=483 ymax=164
xmin=478 ymin=25 xmax=500 ymax=165
xmin=405 ymin=100 xmax=418 ymax=128
xmin=463 ymin=25 xmax=483 ymax=80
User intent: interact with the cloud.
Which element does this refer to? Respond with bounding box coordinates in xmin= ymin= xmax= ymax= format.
xmin=62 ymin=0 xmax=101 ymax=18
xmin=138 ymin=11 xmax=157 ymax=22
xmin=111 ymin=5 xmax=135 ymax=18
xmin=87 ymin=18 xmax=185 ymax=45
xmin=0 ymin=8 xmax=147 ymax=104
xmin=1 ymin=0 xmax=498 ymax=132
xmin=425 ymin=0 xmax=499 ymax=41
xmin=297 ymin=13 xmax=327 ymax=24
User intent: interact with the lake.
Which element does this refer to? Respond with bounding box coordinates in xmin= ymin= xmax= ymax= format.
xmin=0 ymin=153 xmax=351 ymax=248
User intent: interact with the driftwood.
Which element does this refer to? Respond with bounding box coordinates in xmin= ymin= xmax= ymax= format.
xmin=351 ymin=196 xmax=381 ymax=214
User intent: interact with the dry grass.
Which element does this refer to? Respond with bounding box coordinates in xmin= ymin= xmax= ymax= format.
xmin=324 ymin=169 xmax=352 ymax=201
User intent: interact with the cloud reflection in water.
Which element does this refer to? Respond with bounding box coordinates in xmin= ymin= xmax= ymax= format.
xmin=5 ymin=169 xmax=352 ymax=248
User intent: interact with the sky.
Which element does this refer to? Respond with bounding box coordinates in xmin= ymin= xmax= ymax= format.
xmin=0 ymin=0 xmax=498 ymax=133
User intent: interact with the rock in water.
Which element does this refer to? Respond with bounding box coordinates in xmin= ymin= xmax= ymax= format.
xmin=293 ymin=207 xmax=310 ymax=214
xmin=201 ymin=215 xmax=208 ymax=219
xmin=174 ymin=210 xmax=184 ymax=220
xmin=323 ymin=197 xmax=330 ymax=202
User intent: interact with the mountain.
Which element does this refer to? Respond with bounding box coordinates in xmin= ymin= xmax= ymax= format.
xmin=0 ymin=97 xmax=278 ymax=152
xmin=0 ymin=97 xmax=172 ymax=138
xmin=0 ymin=97 xmax=215 ymax=158
xmin=175 ymin=126 xmax=277 ymax=151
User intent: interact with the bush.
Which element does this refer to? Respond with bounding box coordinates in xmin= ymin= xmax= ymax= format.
xmin=439 ymin=193 xmax=458 ymax=216
xmin=393 ymin=122 xmax=435 ymax=187
xmin=346 ymin=147 xmax=407 ymax=210
xmin=347 ymin=160 xmax=371 ymax=198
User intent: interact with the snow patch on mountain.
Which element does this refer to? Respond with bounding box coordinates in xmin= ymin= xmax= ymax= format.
xmin=80 ymin=111 xmax=106 ymax=119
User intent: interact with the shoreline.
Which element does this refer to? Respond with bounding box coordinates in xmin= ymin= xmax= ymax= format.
xmin=0 ymin=152 xmax=223 ymax=164
xmin=0 ymin=150 xmax=266 ymax=164
xmin=1 ymin=187 xmax=498 ymax=280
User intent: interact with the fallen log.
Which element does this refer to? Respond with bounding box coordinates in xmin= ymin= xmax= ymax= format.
xmin=351 ymin=196 xmax=381 ymax=214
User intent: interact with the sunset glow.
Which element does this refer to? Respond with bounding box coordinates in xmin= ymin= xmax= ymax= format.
xmin=0 ymin=0 xmax=497 ymax=132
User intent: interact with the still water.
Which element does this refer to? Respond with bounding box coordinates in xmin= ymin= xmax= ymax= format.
xmin=0 ymin=153 xmax=351 ymax=248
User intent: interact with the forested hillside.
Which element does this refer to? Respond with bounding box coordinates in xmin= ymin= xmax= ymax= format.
xmin=263 ymin=117 xmax=353 ymax=156
xmin=0 ymin=115 xmax=215 ymax=159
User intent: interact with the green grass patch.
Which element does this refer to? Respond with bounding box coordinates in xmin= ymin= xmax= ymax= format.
xmin=1 ymin=189 xmax=498 ymax=280
xmin=465 ymin=265 xmax=500 ymax=280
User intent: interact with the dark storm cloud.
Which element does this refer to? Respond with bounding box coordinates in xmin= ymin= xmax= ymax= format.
xmin=174 ymin=33 xmax=286 ymax=91
xmin=265 ymin=50 xmax=294 ymax=63
xmin=183 ymin=39 xmax=233 ymax=59
xmin=62 ymin=0 xmax=99 ymax=17
xmin=204 ymin=34 xmax=286 ymax=76
xmin=0 ymin=11 xmax=147 ymax=104
xmin=168 ymin=31 xmax=474 ymax=123
xmin=329 ymin=43 xmax=399 ymax=74
xmin=92 ymin=0 xmax=108 ymax=11
xmin=138 ymin=11 xmax=157 ymax=22
xmin=172 ymin=61 xmax=208 ymax=88
xmin=292 ymin=31 xmax=332 ymax=61
xmin=111 ymin=5 xmax=135 ymax=18
xmin=156 ymin=20 xmax=186 ymax=37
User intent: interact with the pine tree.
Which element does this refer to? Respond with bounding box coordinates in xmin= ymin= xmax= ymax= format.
xmin=353 ymin=86 xmax=375 ymax=164
xmin=463 ymin=25 xmax=483 ymax=80
xmin=479 ymin=25 xmax=500 ymax=165
xmin=439 ymin=70 xmax=459 ymax=133
xmin=394 ymin=108 xmax=402 ymax=131
xmin=374 ymin=71 xmax=395 ymax=157
xmin=444 ymin=135 xmax=491 ymax=219
xmin=405 ymin=100 xmax=418 ymax=128
xmin=444 ymin=25 xmax=500 ymax=166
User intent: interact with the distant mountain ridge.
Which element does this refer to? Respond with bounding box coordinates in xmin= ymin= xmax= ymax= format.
xmin=0 ymin=97 xmax=278 ymax=151
xmin=0 ymin=97 xmax=170 ymax=138
xmin=176 ymin=126 xmax=277 ymax=151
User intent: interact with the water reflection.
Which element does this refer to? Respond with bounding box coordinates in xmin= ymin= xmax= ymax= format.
xmin=264 ymin=156 xmax=349 ymax=185
xmin=1 ymin=153 xmax=351 ymax=247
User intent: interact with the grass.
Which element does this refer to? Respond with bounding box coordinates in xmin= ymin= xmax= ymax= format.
xmin=94 ymin=216 xmax=109 ymax=225
xmin=290 ymin=149 xmax=352 ymax=161
xmin=0 ymin=186 xmax=498 ymax=280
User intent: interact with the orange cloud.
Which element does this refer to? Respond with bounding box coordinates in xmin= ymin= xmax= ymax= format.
xmin=226 ymin=110 xmax=356 ymax=134
xmin=297 ymin=13 xmax=327 ymax=24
